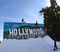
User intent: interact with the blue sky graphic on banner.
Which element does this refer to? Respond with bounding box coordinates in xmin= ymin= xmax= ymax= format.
xmin=4 ymin=22 xmax=44 ymax=31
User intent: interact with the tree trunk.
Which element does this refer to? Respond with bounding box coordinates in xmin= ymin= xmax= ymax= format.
xmin=54 ymin=40 xmax=58 ymax=50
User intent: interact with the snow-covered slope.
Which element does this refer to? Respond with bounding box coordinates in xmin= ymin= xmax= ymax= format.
xmin=0 ymin=36 xmax=60 ymax=52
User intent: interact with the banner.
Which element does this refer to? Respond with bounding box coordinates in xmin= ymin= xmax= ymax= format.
xmin=3 ymin=22 xmax=46 ymax=40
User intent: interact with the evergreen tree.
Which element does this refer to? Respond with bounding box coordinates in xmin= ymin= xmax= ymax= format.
xmin=39 ymin=0 xmax=60 ymax=50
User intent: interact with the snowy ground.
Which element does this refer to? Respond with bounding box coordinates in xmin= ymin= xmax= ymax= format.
xmin=0 ymin=36 xmax=60 ymax=52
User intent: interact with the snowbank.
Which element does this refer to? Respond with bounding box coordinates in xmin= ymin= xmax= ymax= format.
xmin=0 ymin=36 xmax=60 ymax=52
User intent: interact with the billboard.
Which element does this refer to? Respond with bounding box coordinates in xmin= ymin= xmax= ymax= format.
xmin=3 ymin=22 xmax=46 ymax=40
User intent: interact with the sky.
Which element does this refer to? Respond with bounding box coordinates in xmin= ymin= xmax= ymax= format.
xmin=0 ymin=0 xmax=60 ymax=41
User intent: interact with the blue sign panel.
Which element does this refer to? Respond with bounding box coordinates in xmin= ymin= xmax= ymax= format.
xmin=3 ymin=22 xmax=46 ymax=40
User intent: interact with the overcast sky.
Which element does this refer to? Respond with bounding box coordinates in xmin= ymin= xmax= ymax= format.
xmin=0 ymin=0 xmax=60 ymax=41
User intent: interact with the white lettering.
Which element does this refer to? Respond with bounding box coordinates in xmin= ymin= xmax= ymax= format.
xmin=25 ymin=29 xmax=28 ymax=35
xmin=14 ymin=29 xmax=18 ymax=35
xmin=22 ymin=28 xmax=26 ymax=35
xmin=33 ymin=29 xmax=37 ymax=35
xmin=37 ymin=29 xmax=41 ymax=34
xmin=9 ymin=29 xmax=13 ymax=36
xmin=29 ymin=29 xmax=33 ymax=35
xmin=18 ymin=28 xmax=23 ymax=35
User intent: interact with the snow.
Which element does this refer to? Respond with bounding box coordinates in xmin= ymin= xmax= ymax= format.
xmin=0 ymin=36 xmax=60 ymax=52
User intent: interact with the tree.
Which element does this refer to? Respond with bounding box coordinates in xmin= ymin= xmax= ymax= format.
xmin=39 ymin=0 xmax=60 ymax=50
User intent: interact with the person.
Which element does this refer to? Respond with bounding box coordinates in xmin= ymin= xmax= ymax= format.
xmin=21 ymin=19 xmax=26 ymax=23
xmin=0 ymin=41 xmax=1 ymax=43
